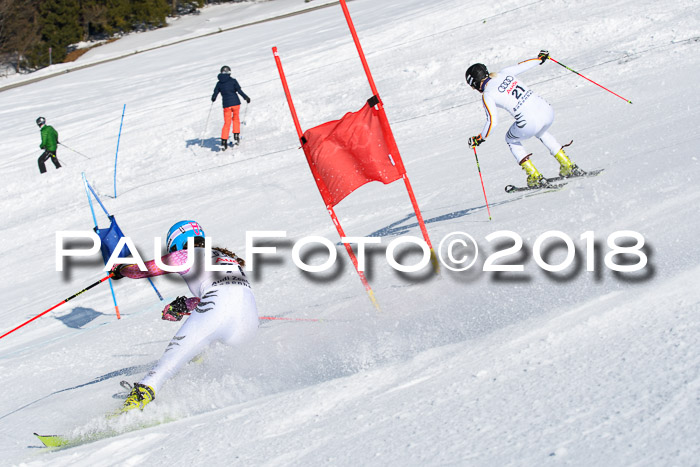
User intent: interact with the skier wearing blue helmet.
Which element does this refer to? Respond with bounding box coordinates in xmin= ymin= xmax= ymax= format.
xmin=111 ymin=220 xmax=258 ymax=413
xmin=166 ymin=220 xmax=206 ymax=252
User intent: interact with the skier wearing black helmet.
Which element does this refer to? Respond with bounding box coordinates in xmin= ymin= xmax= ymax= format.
xmin=36 ymin=117 xmax=61 ymax=174
xmin=211 ymin=65 xmax=250 ymax=150
xmin=466 ymin=50 xmax=583 ymax=188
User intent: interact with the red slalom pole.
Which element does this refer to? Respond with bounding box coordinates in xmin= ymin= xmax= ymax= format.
xmin=0 ymin=274 xmax=113 ymax=340
xmin=549 ymin=57 xmax=632 ymax=104
xmin=472 ymin=147 xmax=492 ymax=220
xmin=339 ymin=0 xmax=439 ymax=274
xmin=272 ymin=46 xmax=381 ymax=311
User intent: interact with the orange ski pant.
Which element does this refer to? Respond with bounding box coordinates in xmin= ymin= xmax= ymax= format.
xmin=221 ymin=105 xmax=241 ymax=140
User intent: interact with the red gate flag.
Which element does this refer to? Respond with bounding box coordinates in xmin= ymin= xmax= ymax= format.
xmin=271 ymin=0 xmax=441 ymax=310
xmin=302 ymin=100 xmax=401 ymax=207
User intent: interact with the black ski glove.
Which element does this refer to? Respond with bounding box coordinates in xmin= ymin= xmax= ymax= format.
xmin=245 ymin=97 xmax=250 ymax=104
xmin=469 ymin=134 xmax=485 ymax=148
xmin=110 ymin=264 xmax=127 ymax=280
xmin=162 ymin=296 xmax=190 ymax=321
xmin=538 ymin=50 xmax=549 ymax=64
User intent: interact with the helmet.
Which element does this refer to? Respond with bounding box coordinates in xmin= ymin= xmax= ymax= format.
xmin=166 ymin=220 xmax=205 ymax=252
xmin=465 ymin=63 xmax=489 ymax=90
xmin=36 ymin=116 xmax=46 ymax=127
xmin=220 ymin=65 xmax=231 ymax=74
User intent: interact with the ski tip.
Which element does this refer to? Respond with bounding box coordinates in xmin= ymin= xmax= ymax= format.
xmin=34 ymin=433 xmax=70 ymax=447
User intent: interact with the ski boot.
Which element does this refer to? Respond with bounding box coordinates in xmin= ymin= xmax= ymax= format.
xmin=520 ymin=157 xmax=549 ymax=188
xmin=233 ymin=133 xmax=240 ymax=145
xmin=553 ymin=148 xmax=583 ymax=177
xmin=121 ymin=383 xmax=155 ymax=413
xmin=221 ymin=138 xmax=228 ymax=151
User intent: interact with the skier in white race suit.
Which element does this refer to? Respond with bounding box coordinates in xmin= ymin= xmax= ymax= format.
xmin=111 ymin=220 xmax=258 ymax=413
xmin=466 ymin=50 xmax=584 ymax=188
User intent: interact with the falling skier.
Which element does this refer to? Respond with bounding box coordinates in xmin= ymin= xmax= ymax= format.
xmin=211 ymin=65 xmax=250 ymax=151
xmin=36 ymin=117 xmax=62 ymax=174
xmin=110 ymin=220 xmax=259 ymax=413
xmin=466 ymin=50 xmax=583 ymax=188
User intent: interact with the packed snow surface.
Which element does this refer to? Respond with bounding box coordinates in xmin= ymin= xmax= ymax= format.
xmin=1 ymin=0 xmax=699 ymax=465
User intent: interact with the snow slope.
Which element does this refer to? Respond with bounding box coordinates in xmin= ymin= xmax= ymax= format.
xmin=1 ymin=0 xmax=699 ymax=465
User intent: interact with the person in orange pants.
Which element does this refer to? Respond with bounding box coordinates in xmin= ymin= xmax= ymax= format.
xmin=221 ymin=106 xmax=240 ymax=145
xmin=211 ymin=65 xmax=250 ymax=150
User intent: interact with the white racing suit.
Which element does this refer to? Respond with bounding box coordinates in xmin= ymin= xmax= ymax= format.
xmin=479 ymin=58 xmax=563 ymax=163
xmin=121 ymin=247 xmax=258 ymax=393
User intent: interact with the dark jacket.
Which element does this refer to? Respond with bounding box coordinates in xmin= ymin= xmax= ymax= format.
xmin=212 ymin=73 xmax=249 ymax=108
xmin=40 ymin=125 xmax=59 ymax=152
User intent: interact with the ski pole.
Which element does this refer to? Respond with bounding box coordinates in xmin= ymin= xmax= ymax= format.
xmin=200 ymin=101 xmax=214 ymax=146
xmin=549 ymin=57 xmax=632 ymax=104
xmin=0 ymin=274 xmax=113 ymax=340
xmin=54 ymin=154 xmax=67 ymax=167
xmin=58 ymin=142 xmax=91 ymax=159
xmin=472 ymin=146 xmax=492 ymax=220
xmin=241 ymin=102 xmax=249 ymax=126
xmin=259 ymin=316 xmax=320 ymax=322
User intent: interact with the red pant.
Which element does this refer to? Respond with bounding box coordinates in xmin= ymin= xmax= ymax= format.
xmin=221 ymin=105 xmax=241 ymax=139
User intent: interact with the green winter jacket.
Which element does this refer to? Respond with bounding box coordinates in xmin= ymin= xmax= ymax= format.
xmin=40 ymin=125 xmax=58 ymax=152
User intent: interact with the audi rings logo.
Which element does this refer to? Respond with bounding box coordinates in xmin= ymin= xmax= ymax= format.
xmin=498 ymin=76 xmax=514 ymax=93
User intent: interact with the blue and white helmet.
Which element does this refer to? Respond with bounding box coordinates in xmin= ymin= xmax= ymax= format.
xmin=166 ymin=220 xmax=205 ymax=252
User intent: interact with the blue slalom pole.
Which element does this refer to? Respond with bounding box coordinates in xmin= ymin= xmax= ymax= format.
xmin=83 ymin=172 xmax=121 ymax=318
xmin=82 ymin=172 xmax=99 ymax=228
xmin=114 ymin=104 xmax=126 ymax=198
xmin=82 ymin=173 xmax=164 ymax=308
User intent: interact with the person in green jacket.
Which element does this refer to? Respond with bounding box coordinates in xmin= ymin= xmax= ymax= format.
xmin=37 ymin=116 xmax=61 ymax=173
